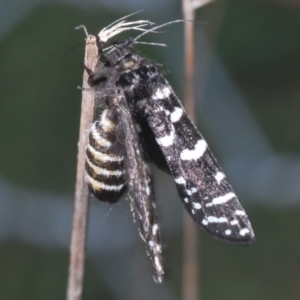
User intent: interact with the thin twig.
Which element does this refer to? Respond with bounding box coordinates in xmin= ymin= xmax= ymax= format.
xmin=67 ymin=35 xmax=98 ymax=300
xmin=181 ymin=1 xmax=215 ymax=300
xmin=181 ymin=4 xmax=199 ymax=300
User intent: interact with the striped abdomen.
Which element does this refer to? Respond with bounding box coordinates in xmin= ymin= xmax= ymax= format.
xmin=85 ymin=109 xmax=127 ymax=203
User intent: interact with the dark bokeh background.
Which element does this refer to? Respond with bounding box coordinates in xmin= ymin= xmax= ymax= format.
xmin=1 ymin=0 xmax=300 ymax=299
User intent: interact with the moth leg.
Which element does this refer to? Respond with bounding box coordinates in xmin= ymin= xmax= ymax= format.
xmin=82 ymin=60 xmax=107 ymax=86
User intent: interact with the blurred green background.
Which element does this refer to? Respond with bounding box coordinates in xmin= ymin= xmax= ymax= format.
xmin=1 ymin=0 xmax=300 ymax=299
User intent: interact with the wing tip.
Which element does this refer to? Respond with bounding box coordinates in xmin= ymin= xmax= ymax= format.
xmin=215 ymin=228 xmax=256 ymax=245
xmin=201 ymin=221 xmax=256 ymax=245
xmin=153 ymin=273 xmax=164 ymax=283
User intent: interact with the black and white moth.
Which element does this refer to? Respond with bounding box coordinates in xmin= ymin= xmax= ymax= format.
xmin=83 ymin=17 xmax=255 ymax=283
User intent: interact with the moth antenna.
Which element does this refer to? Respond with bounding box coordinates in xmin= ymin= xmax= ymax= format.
xmin=103 ymin=10 xmax=144 ymax=29
xmin=135 ymin=41 xmax=167 ymax=47
xmin=133 ymin=19 xmax=184 ymax=43
xmin=75 ymin=25 xmax=89 ymax=37
xmin=102 ymin=45 xmax=114 ymax=52
xmin=75 ymin=12 xmax=149 ymax=41
xmin=99 ymin=15 xmax=154 ymax=42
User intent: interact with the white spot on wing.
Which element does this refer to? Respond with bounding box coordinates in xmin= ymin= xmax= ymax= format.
xmin=202 ymin=219 xmax=208 ymax=226
xmin=206 ymin=192 xmax=235 ymax=207
xmin=225 ymin=229 xmax=231 ymax=235
xmin=192 ymin=203 xmax=201 ymax=209
xmin=154 ymin=89 xmax=163 ymax=99
xmin=207 ymin=216 xmax=228 ymax=223
xmin=180 ymin=139 xmax=207 ymax=161
xmin=145 ymin=186 xmax=150 ymax=195
xmin=174 ymin=176 xmax=186 ymax=185
xmin=152 ymin=224 xmax=159 ymax=235
xmin=214 ymin=172 xmax=225 ymax=184
xmin=163 ymin=87 xmax=171 ymax=97
xmin=153 ymin=87 xmax=171 ymax=100
xmin=230 ymin=220 xmax=239 ymax=225
xmin=170 ymin=107 xmax=183 ymax=123
xmin=156 ymin=130 xmax=175 ymax=147
xmin=191 ymin=188 xmax=198 ymax=194
xmin=184 ymin=198 xmax=188 ymax=203
xmin=240 ymin=228 xmax=250 ymax=236
xmin=164 ymin=109 xmax=170 ymax=116
xmin=235 ymin=210 xmax=246 ymax=216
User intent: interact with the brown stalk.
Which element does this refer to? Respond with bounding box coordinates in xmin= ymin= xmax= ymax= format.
xmin=181 ymin=1 xmax=215 ymax=300
xmin=67 ymin=35 xmax=98 ymax=300
xmin=181 ymin=5 xmax=199 ymax=300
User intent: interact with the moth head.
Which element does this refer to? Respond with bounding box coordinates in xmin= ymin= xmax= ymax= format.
xmin=105 ymin=39 xmax=140 ymax=72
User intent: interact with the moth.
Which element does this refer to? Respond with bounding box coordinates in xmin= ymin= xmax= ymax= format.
xmin=82 ymin=16 xmax=255 ymax=283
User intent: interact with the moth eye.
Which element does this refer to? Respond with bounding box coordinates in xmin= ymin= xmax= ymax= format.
xmin=104 ymin=60 xmax=111 ymax=67
xmin=100 ymin=55 xmax=111 ymax=67
xmin=124 ymin=53 xmax=132 ymax=59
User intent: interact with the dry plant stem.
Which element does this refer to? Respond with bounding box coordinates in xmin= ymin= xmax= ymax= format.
xmin=182 ymin=3 xmax=199 ymax=300
xmin=181 ymin=2 xmax=215 ymax=299
xmin=67 ymin=35 xmax=98 ymax=300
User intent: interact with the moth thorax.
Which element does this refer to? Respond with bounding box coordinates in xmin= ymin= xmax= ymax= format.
xmin=121 ymin=54 xmax=139 ymax=71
